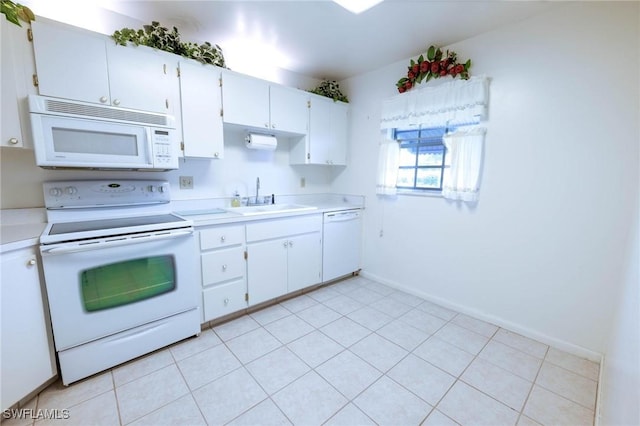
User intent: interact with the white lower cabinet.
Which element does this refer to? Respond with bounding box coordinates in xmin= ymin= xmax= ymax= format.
xmin=198 ymin=225 xmax=248 ymax=322
xmin=1 ymin=246 xmax=57 ymax=410
xmin=246 ymin=215 xmax=322 ymax=306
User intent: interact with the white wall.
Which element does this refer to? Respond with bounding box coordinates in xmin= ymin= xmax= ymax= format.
xmin=335 ymin=2 xmax=639 ymax=355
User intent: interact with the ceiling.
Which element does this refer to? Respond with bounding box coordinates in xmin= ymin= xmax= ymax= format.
xmin=99 ymin=0 xmax=558 ymax=81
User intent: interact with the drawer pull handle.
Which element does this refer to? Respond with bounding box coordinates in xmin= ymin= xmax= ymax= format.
xmin=222 ymin=264 xmax=227 ymax=271
xmin=220 ymin=236 xmax=226 ymax=242
xmin=224 ymin=298 xmax=229 ymax=306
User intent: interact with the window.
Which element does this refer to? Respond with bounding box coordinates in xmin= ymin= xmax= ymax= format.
xmin=395 ymin=126 xmax=450 ymax=191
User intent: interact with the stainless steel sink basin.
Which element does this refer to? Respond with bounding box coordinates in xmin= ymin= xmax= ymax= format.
xmin=225 ymin=204 xmax=317 ymax=216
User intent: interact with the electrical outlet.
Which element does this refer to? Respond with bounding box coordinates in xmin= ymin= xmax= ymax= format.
xmin=300 ymin=177 xmax=306 ymax=188
xmin=179 ymin=176 xmax=193 ymax=189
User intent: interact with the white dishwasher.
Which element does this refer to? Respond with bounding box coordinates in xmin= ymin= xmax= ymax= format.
xmin=323 ymin=209 xmax=362 ymax=282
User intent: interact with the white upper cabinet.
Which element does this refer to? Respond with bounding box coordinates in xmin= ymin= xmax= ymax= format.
xmin=221 ymin=70 xmax=270 ymax=129
xmin=269 ymin=84 xmax=309 ymax=135
xmin=290 ymin=94 xmax=349 ymax=166
xmin=1 ymin=18 xmax=37 ymax=149
xmin=221 ymin=70 xmax=309 ymax=135
xmin=31 ymin=19 xmax=177 ymax=115
xmin=178 ymin=60 xmax=224 ymax=159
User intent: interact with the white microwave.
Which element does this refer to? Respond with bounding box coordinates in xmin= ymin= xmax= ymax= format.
xmin=28 ymin=95 xmax=179 ymax=171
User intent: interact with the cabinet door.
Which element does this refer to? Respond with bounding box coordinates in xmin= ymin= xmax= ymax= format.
xmin=179 ymin=61 xmax=224 ymax=158
xmin=247 ymin=239 xmax=288 ymax=306
xmin=221 ymin=71 xmax=270 ymax=129
xmin=308 ymin=95 xmax=333 ymax=164
xmin=287 ymin=232 xmax=322 ymax=292
xmin=329 ymin=101 xmax=349 ymax=165
xmin=202 ymin=279 xmax=247 ymax=322
xmin=270 ymin=85 xmax=308 ymax=134
xmin=1 ymin=248 xmax=56 ymax=410
xmin=32 ymin=20 xmax=110 ymax=105
xmin=107 ymin=44 xmax=174 ymax=114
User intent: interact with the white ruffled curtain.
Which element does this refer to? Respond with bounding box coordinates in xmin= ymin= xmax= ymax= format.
xmin=442 ymin=127 xmax=486 ymax=202
xmin=380 ymin=76 xmax=489 ymax=130
xmin=376 ymin=138 xmax=399 ymax=196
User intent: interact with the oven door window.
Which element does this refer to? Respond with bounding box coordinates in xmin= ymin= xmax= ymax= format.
xmin=81 ymin=255 xmax=176 ymax=312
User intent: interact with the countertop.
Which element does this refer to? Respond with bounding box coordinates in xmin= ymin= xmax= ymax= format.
xmin=0 ymin=194 xmax=365 ymax=252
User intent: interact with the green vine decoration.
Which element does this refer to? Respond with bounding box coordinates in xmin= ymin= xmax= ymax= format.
xmin=396 ymin=45 xmax=471 ymax=93
xmin=309 ymin=80 xmax=349 ymax=103
xmin=1 ymin=0 xmax=34 ymax=26
xmin=112 ymin=21 xmax=225 ymax=68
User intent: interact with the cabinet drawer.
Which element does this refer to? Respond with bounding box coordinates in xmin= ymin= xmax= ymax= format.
xmin=200 ymin=225 xmax=245 ymax=250
xmin=202 ymin=279 xmax=247 ymax=322
xmin=246 ymin=215 xmax=322 ymax=242
xmin=201 ymin=247 xmax=245 ymax=286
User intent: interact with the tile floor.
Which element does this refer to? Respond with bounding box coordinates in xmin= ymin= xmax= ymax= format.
xmin=6 ymin=276 xmax=600 ymax=426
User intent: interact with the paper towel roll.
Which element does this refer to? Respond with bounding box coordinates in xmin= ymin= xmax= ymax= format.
xmin=245 ymin=133 xmax=277 ymax=150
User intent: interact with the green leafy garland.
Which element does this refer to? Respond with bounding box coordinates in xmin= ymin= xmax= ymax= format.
xmin=113 ymin=21 xmax=225 ymax=68
xmin=1 ymin=0 xmax=34 ymax=26
xmin=309 ymin=80 xmax=349 ymax=103
xmin=396 ymin=45 xmax=471 ymax=93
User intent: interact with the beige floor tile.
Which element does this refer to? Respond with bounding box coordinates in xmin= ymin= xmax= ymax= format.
xmin=362 ymin=281 xmax=395 ymax=296
xmin=330 ymin=279 xmax=365 ymax=295
xmin=272 ymin=371 xmax=348 ymax=426
xmin=492 ymin=329 xmax=548 ymax=359
xmin=416 ymin=301 xmax=458 ymax=321
xmin=264 ymin=314 xmax=315 ymax=344
xmin=37 ymin=372 xmax=113 ymax=411
xmin=545 ymin=347 xmax=600 ymax=381
xmin=437 ymin=381 xmax=519 ymax=426
xmin=212 ymin=315 xmax=261 ymax=341
xmin=36 ymin=390 xmax=119 ymax=426
xmin=316 ymin=351 xmax=382 ymax=399
xmin=128 ymin=394 xmax=206 ymax=426
xmin=227 ymin=398 xmax=291 ymax=426
xmin=323 ymin=294 xmax=364 ymax=315
xmin=344 ymin=287 xmax=386 ymax=305
xmin=307 ymin=286 xmax=341 ymax=303
xmin=286 ymin=330 xmax=344 ymax=368
xmin=422 ymin=409 xmax=460 ymax=426
xmin=2 ymin=395 xmax=37 ymax=426
xmin=226 ymin=327 xmax=282 ymax=364
xmin=377 ymin=319 xmax=431 ymax=351
xmin=461 ymin=358 xmax=533 ymax=411
xmin=176 ymin=344 xmax=241 ymax=390
xmin=516 ymin=414 xmax=542 ymax=426
xmin=479 ymin=340 xmax=542 ymax=381
xmin=250 ymin=305 xmax=292 ymax=326
xmin=324 ymin=403 xmax=376 ymax=426
xmin=192 ymin=368 xmax=267 ymax=425
xmin=536 ymin=362 xmax=597 ymax=409
xmin=369 ymin=298 xmax=413 ymax=318
xmin=112 ymin=349 xmax=174 ymax=387
xmin=320 ymin=317 xmax=371 ymax=347
xmin=347 ymin=306 xmax=394 ymax=331
xmin=349 ymin=333 xmax=408 ymax=373
xmin=245 ymin=347 xmax=310 ymax=394
xmin=413 ymin=337 xmax=474 ymax=377
xmin=434 ymin=323 xmax=490 ymax=355
xmin=296 ymin=304 xmax=342 ymax=328
xmin=398 ymin=309 xmax=447 ymax=335
xmin=279 ymin=294 xmax=317 ymax=313
xmin=388 ymin=290 xmax=424 ymax=307
xmin=523 ymin=385 xmax=594 ymax=426
xmin=388 ymin=354 xmax=456 ymax=406
xmin=451 ymin=314 xmax=499 ymax=338
xmin=115 ymin=364 xmax=189 ymax=425
xmin=354 ymin=376 xmax=431 ymax=426
xmin=168 ymin=329 xmax=222 ymax=362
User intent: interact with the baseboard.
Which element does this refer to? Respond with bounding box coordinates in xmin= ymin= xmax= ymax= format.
xmin=359 ymin=271 xmax=602 ymax=362
xmin=594 ymin=354 xmax=605 ymax=425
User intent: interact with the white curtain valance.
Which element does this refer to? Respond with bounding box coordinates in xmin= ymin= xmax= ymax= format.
xmin=380 ymin=76 xmax=489 ymax=129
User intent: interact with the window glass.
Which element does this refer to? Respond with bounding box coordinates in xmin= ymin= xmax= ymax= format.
xmin=394 ymin=126 xmax=449 ymax=191
xmin=81 ymin=255 xmax=176 ymax=312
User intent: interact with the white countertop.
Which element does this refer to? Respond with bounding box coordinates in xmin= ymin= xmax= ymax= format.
xmin=0 ymin=208 xmax=47 ymax=253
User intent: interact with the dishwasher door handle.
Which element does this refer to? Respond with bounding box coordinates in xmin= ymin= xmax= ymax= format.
xmin=325 ymin=211 xmax=360 ymax=222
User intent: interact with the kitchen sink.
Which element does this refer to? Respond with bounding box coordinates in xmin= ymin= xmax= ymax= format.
xmin=225 ymin=204 xmax=317 ymax=216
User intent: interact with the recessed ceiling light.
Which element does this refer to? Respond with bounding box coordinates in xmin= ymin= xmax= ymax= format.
xmin=332 ymin=0 xmax=384 ymax=14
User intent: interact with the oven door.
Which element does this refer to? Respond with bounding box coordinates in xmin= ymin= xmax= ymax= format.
xmin=40 ymin=229 xmax=198 ymax=351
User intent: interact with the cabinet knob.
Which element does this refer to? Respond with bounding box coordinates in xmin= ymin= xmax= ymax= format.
xmin=220 ymin=236 xmax=226 ymax=242
xmin=224 ymin=298 xmax=229 ymax=306
xmin=222 ymin=264 xmax=227 ymax=271
xmin=289 ymin=241 xmax=293 ymax=247
xmin=272 ymin=123 xmax=276 ymax=129
xmin=8 ymin=137 xmax=19 ymax=145
xmin=99 ymin=96 xmax=108 ymax=103
xmin=27 ymin=259 xmax=36 ymax=266
xmin=113 ymin=99 xmax=121 ymax=106
xmin=283 ymin=241 xmax=288 ymax=248
xmin=214 ymin=152 xmax=219 ymax=158
xmin=264 ymin=123 xmax=269 ymax=128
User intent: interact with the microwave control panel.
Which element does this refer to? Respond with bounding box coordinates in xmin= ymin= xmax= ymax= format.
xmin=151 ymin=129 xmax=179 ymax=169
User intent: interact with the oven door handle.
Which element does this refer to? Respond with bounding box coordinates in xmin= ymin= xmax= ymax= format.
xmin=41 ymin=230 xmax=193 ymax=255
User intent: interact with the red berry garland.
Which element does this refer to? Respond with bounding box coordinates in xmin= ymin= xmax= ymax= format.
xmin=396 ymin=45 xmax=471 ymax=93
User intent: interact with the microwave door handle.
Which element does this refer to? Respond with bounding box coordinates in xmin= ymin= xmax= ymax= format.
xmin=41 ymin=230 xmax=193 ymax=255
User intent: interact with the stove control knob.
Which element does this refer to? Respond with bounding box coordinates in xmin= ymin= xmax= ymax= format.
xmin=65 ymin=186 xmax=77 ymax=195
xmin=49 ymin=187 xmax=62 ymax=197
xmin=158 ymin=185 xmax=165 ymax=193
xmin=148 ymin=185 xmax=156 ymax=192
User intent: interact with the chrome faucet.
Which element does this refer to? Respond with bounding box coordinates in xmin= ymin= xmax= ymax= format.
xmin=255 ymin=177 xmax=260 ymax=205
